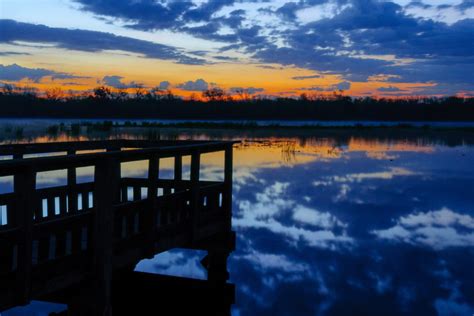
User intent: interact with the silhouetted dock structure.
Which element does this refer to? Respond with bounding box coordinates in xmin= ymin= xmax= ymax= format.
xmin=0 ymin=140 xmax=236 ymax=315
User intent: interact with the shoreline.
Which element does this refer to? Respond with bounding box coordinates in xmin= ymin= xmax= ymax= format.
xmin=1 ymin=118 xmax=474 ymax=130
xmin=60 ymin=120 xmax=474 ymax=131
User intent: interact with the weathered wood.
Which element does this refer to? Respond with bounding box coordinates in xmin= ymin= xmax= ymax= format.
xmin=67 ymin=149 xmax=78 ymax=214
xmin=0 ymin=141 xmax=238 ymax=176
xmin=93 ymin=157 xmax=120 ymax=316
xmin=0 ymin=140 xmax=221 ymax=156
xmin=224 ymin=144 xmax=233 ymax=230
xmin=144 ymin=156 xmax=159 ymax=257
xmin=190 ymin=151 xmax=201 ymax=242
xmin=13 ymin=167 xmax=36 ymax=304
xmin=173 ymin=155 xmax=183 ymax=195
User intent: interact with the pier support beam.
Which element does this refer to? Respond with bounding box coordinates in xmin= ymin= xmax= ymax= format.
xmin=201 ymin=250 xmax=230 ymax=283
xmin=93 ymin=157 xmax=120 ymax=316
xmin=199 ymin=231 xmax=235 ymax=284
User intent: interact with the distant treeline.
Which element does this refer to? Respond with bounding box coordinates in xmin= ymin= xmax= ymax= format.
xmin=1 ymin=86 xmax=474 ymax=121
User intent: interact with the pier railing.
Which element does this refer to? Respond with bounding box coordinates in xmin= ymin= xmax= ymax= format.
xmin=0 ymin=139 xmax=236 ymax=312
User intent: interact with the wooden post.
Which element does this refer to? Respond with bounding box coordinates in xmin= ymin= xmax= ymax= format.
xmin=148 ymin=155 xmax=159 ymax=200
xmin=201 ymin=251 xmax=230 ymax=283
xmin=13 ymin=167 xmax=36 ymax=304
xmin=224 ymin=145 xmax=233 ymax=229
xmin=93 ymin=157 xmax=120 ymax=316
xmin=145 ymin=155 xmax=159 ymax=256
xmin=67 ymin=150 xmax=77 ymax=213
xmin=190 ymin=151 xmax=200 ymax=242
xmin=174 ymin=155 xmax=182 ymax=192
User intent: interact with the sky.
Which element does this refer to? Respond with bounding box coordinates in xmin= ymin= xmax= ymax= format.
xmin=0 ymin=0 xmax=473 ymax=98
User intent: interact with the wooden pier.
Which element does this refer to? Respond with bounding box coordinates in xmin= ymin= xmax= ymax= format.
xmin=0 ymin=139 xmax=237 ymax=315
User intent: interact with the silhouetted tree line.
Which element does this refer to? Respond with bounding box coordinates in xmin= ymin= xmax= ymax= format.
xmin=1 ymin=84 xmax=474 ymax=121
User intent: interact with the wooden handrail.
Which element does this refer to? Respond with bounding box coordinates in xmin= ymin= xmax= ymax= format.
xmin=0 ymin=139 xmax=228 ymax=155
xmin=0 ymin=140 xmax=238 ymax=176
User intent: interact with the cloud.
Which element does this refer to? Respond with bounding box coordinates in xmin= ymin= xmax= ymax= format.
xmin=236 ymin=251 xmax=310 ymax=274
xmin=0 ymin=51 xmax=30 ymax=56
xmin=5 ymin=0 xmax=474 ymax=95
xmin=233 ymin=182 xmax=353 ymax=249
xmin=72 ymin=0 xmax=260 ymax=45
xmin=0 ymin=19 xmax=205 ymax=65
xmin=135 ymin=249 xmax=206 ymax=280
xmin=320 ymin=167 xmax=418 ymax=184
xmin=291 ymin=74 xmax=322 ymax=80
xmin=158 ymin=81 xmax=170 ymax=90
xmin=73 ymin=0 xmax=193 ymax=30
xmin=74 ymin=0 xmax=237 ymax=31
xmin=292 ymin=205 xmax=347 ymax=229
xmin=253 ymin=0 xmax=474 ymax=91
xmin=276 ymin=2 xmax=300 ymax=21
xmin=102 ymin=75 xmax=127 ymax=88
xmin=73 ymin=0 xmax=247 ymax=44
xmin=176 ymin=78 xmax=209 ymax=91
xmin=372 ymin=207 xmax=474 ymax=250
xmin=67 ymin=1 xmax=470 ymax=91
xmin=102 ymin=75 xmax=142 ymax=88
xmin=302 ymin=81 xmax=352 ymax=92
xmin=377 ymin=86 xmax=403 ymax=92
xmin=434 ymin=298 xmax=474 ymax=316
xmin=303 ymin=86 xmax=325 ymax=92
xmin=329 ymin=81 xmax=351 ymax=91
xmin=458 ymin=0 xmax=474 ymax=10
xmin=212 ymin=55 xmax=239 ymax=61
xmin=230 ymin=87 xmax=264 ymax=94
xmin=0 ymin=63 xmax=85 ymax=82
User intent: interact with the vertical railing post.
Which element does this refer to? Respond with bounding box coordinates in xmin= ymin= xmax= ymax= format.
xmin=224 ymin=144 xmax=233 ymax=229
xmin=145 ymin=155 xmax=159 ymax=256
xmin=13 ymin=166 xmax=36 ymax=304
xmin=67 ymin=149 xmax=78 ymax=213
xmin=190 ymin=150 xmax=201 ymax=242
xmin=148 ymin=155 xmax=159 ymax=203
xmin=93 ymin=156 xmax=120 ymax=316
xmin=174 ymin=155 xmax=182 ymax=192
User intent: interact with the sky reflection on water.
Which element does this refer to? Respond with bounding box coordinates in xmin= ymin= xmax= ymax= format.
xmin=1 ymin=131 xmax=474 ymax=316
xmin=142 ymin=134 xmax=474 ymax=316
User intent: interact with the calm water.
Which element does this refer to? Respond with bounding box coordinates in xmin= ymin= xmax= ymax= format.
xmin=2 ymin=127 xmax=474 ymax=316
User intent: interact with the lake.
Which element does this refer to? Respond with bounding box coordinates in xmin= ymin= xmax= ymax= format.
xmin=1 ymin=125 xmax=474 ymax=316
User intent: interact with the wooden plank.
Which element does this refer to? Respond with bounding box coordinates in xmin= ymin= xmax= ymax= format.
xmin=133 ymin=186 xmax=141 ymax=201
xmin=59 ymin=195 xmax=67 ymax=216
xmin=0 ymin=139 xmax=224 ymax=155
xmin=0 ymin=141 xmax=239 ymax=176
xmin=82 ymin=191 xmax=89 ymax=210
xmin=144 ymin=156 xmax=159 ymax=256
xmin=13 ymin=167 xmax=36 ymax=304
xmin=190 ymin=151 xmax=201 ymax=242
xmin=223 ymin=145 xmax=233 ymax=230
xmin=67 ymin=149 xmax=78 ymax=214
xmin=174 ymin=155 xmax=182 ymax=189
xmin=93 ymin=157 xmax=120 ymax=316
xmin=47 ymin=197 xmax=55 ymax=218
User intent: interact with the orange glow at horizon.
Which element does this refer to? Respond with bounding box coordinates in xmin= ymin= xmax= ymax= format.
xmin=0 ymin=46 xmax=439 ymax=98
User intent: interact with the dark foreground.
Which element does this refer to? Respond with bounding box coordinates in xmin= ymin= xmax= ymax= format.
xmin=0 ymin=140 xmax=236 ymax=315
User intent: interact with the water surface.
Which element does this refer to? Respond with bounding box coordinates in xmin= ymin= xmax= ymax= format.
xmin=2 ymin=128 xmax=474 ymax=316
